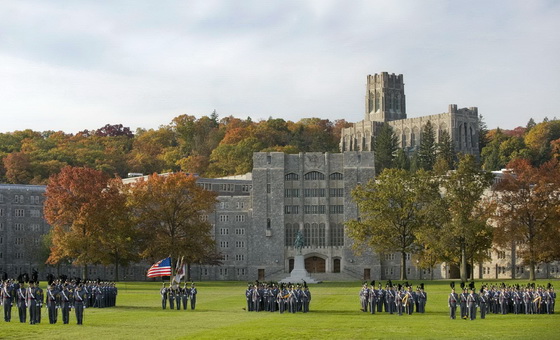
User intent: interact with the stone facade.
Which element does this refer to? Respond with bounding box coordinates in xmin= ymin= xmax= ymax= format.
xmin=341 ymin=72 xmax=479 ymax=157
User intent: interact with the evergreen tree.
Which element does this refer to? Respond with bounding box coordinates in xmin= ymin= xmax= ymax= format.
xmin=374 ymin=124 xmax=398 ymax=175
xmin=436 ymin=130 xmax=455 ymax=169
xmin=526 ymin=118 xmax=536 ymax=132
xmin=394 ymin=148 xmax=410 ymax=171
xmin=418 ymin=121 xmax=437 ymax=170
xmin=478 ymin=114 xmax=489 ymax=153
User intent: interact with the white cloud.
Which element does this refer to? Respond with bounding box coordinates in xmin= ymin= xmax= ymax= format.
xmin=0 ymin=0 xmax=559 ymax=133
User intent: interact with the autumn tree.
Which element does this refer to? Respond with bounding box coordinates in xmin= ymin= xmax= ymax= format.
xmin=128 ymin=172 xmax=218 ymax=272
xmin=3 ymin=152 xmax=33 ymax=184
xmin=44 ymin=166 xmax=116 ymax=279
xmin=441 ymin=154 xmax=494 ymax=281
xmin=489 ymin=158 xmax=560 ymax=280
xmin=347 ymin=169 xmax=440 ymax=280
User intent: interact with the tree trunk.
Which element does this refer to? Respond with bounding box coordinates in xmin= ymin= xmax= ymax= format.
xmin=82 ymin=264 xmax=88 ymax=281
xmin=529 ymin=261 xmax=536 ymax=281
xmin=460 ymin=243 xmax=467 ymax=282
xmin=400 ymin=251 xmax=407 ymax=280
xmin=187 ymin=263 xmax=191 ymax=282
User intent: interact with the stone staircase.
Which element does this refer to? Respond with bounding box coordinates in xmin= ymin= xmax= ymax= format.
xmin=266 ymin=271 xmax=360 ymax=283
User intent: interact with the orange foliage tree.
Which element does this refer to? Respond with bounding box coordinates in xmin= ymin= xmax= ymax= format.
xmin=489 ymin=158 xmax=560 ymax=280
xmin=127 ymin=172 xmax=218 ymax=279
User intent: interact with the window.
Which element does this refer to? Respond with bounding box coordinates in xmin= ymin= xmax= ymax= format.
xmin=220 ymin=202 xmax=228 ymax=209
xmin=219 ymin=268 xmax=228 ymax=276
xmin=30 ymin=224 xmax=40 ymax=232
xmin=30 ymin=209 xmax=41 ymax=218
xmin=285 ymin=223 xmax=298 ymax=246
xmin=220 ymin=241 xmax=229 ymax=248
xmin=330 ymin=223 xmax=344 ymax=246
xmin=304 ymin=171 xmax=325 ymax=180
xmin=202 ymin=268 xmax=209 ymax=276
xmin=235 ymin=215 xmax=245 ymax=222
xmin=284 ymin=205 xmax=299 ymax=214
xmin=235 ymin=228 xmax=245 ymax=235
xmin=0 ymin=222 xmax=3 ymax=231
xmin=14 ymin=195 xmax=24 ymax=203
xmin=385 ymin=253 xmax=396 ymax=261
xmin=329 ymin=188 xmax=344 ymax=197
xmin=222 ymin=254 xmax=229 ymax=261
xmin=304 ymin=205 xmax=325 ymax=214
xmin=14 ymin=224 xmax=24 ymax=231
xmin=200 ymin=215 xmax=208 ymax=222
xmin=285 ymin=173 xmax=299 ymax=181
xmin=267 ymin=184 xmax=271 ymax=193
xmin=0 ymin=193 xmax=3 ymax=202
xmin=220 ymin=228 xmax=229 ymax=235
xmin=14 ymin=209 xmax=25 ymax=217
xmin=30 ymin=196 xmax=40 ymax=204
xmin=198 ymin=182 xmax=212 ymax=191
xmin=241 ymin=185 xmax=251 ymax=192
xmin=329 ymin=205 xmax=344 ymax=214
xmin=285 ymin=189 xmax=299 ymax=197
xmin=497 ymin=251 xmax=506 ymax=259
xmin=237 ymin=202 xmax=245 ymax=209
xmin=235 ymin=241 xmax=245 ymax=248
xmin=235 ymin=254 xmax=245 ymax=261
xmin=219 ymin=215 xmax=229 ymax=222
xmin=329 ymin=172 xmax=343 ymax=180
xmin=303 ymin=188 xmax=325 ymax=197
xmin=237 ymin=268 xmax=246 ymax=276
xmin=0 ymin=208 xmax=3 ymax=217
xmin=303 ymin=223 xmax=325 ymax=247
xmin=15 ymin=237 xmax=24 ymax=245
xmin=220 ymin=183 xmax=234 ymax=192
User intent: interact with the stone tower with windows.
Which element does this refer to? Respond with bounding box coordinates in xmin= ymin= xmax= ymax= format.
xmin=365 ymin=72 xmax=407 ymax=122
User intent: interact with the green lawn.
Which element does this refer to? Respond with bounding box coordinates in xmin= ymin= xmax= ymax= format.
xmin=2 ymin=280 xmax=558 ymax=339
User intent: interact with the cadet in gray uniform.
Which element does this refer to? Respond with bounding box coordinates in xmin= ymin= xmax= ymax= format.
xmin=448 ymin=283 xmax=458 ymax=319
xmin=74 ymin=284 xmax=87 ymax=325
xmin=467 ymin=286 xmax=478 ymax=320
xmin=160 ymin=283 xmax=168 ymax=309
xmin=190 ymin=283 xmax=197 ymax=310
xmin=2 ymin=280 xmax=14 ymax=322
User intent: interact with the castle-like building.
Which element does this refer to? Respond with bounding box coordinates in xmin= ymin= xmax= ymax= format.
xmin=340 ymin=72 xmax=479 ymax=156
xmin=2 ymin=73 xmax=558 ymax=282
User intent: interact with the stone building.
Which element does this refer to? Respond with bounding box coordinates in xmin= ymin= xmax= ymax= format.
xmin=340 ymin=72 xmax=480 ymax=157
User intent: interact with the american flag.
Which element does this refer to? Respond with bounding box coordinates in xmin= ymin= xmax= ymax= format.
xmin=147 ymin=257 xmax=172 ymax=278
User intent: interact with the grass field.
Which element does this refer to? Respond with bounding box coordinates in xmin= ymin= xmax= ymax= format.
xmin=1 ymin=280 xmax=558 ymax=339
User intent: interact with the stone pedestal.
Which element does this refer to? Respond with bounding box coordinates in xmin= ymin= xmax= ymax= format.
xmin=279 ymin=254 xmax=321 ymax=284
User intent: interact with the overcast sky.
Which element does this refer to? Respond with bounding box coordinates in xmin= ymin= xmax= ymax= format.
xmin=1 ymin=0 xmax=559 ymax=134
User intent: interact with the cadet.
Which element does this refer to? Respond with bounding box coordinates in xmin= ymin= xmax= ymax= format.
xmin=368 ymin=282 xmax=377 ymax=314
xmin=60 ymin=283 xmax=72 ymax=324
xmin=359 ymin=283 xmax=369 ymax=312
xmin=467 ymin=286 xmax=478 ymax=320
xmin=459 ymin=284 xmax=468 ymax=319
xmin=46 ymin=284 xmax=59 ymax=324
xmin=448 ymin=283 xmax=458 ymax=319
xmin=182 ymin=283 xmax=189 ymax=310
xmin=168 ymin=285 xmax=175 ymax=310
xmin=174 ymin=284 xmax=182 ymax=310
xmin=160 ymin=283 xmax=168 ymax=309
xmin=16 ymin=280 xmax=27 ymax=323
xmin=417 ymin=283 xmax=427 ymax=313
xmin=301 ymin=285 xmax=311 ymax=313
xmin=26 ymin=281 xmax=38 ymax=324
xmin=479 ymin=287 xmax=488 ymax=319
xmin=190 ymin=283 xmax=197 ymax=310
xmin=1 ymin=280 xmax=14 ymax=322
xmin=74 ymin=284 xmax=88 ymax=325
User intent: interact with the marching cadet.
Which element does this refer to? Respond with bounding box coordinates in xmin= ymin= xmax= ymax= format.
xmin=160 ymin=283 xmax=168 ymax=309
xmin=190 ymin=283 xmax=197 ymax=310
xmin=467 ymin=285 xmax=478 ymax=320
xmin=523 ymin=286 xmax=533 ymax=314
xmin=417 ymin=283 xmax=427 ymax=313
xmin=46 ymin=284 xmax=59 ymax=324
xmin=301 ymin=285 xmax=311 ymax=313
xmin=385 ymin=283 xmax=395 ymax=314
xmin=277 ymin=284 xmax=287 ymax=314
xmin=287 ymin=285 xmax=298 ymax=313
xmin=175 ymin=284 xmax=182 ymax=310
xmin=168 ymin=285 xmax=175 ymax=310
xmin=2 ymin=279 xmax=14 ymax=322
xmin=270 ymin=284 xmax=279 ymax=312
xmin=448 ymin=282 xmax=458 ymax=319
xmin=368 ymin=282 xmax=377 ymax=314
xmin=35 ymin=282 xmax=43 ymax=324
xmin=182 ymin=282 xmax=189 ymax=310
xmin=395 ymin=284 xmax=403 ymax=316
xmin=459 ymin=284 xmax=468 ymax=319
xmin=251 ymin=284 xmax=260 ymax=312
xmin=245 ymin=284 xmax=253 ymax=311
xmin=479 ymin=287 xmax=488 ymax=319
xmin=74 ymin=284 xmax=88 ymax=325
xmin=405 ymin=285 xmax=414 ymax=315
xmin=60 ymin=283 xmax=73 ymax=324
xmin=377 ymin=283 xmax=385 ymax=313
xmin=359 ymin=283 xmax=369 ymax=312
xmin=26 ymin=281 xmax=38 ymax=324
xmin=16 ymin=278 xmax=27 ymax=323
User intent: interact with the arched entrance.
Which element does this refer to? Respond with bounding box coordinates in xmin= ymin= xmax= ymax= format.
xmin=333 ymin=259 xmax=341 ymax=273
xmin=305 ymin=256 xmax=326 ymax=273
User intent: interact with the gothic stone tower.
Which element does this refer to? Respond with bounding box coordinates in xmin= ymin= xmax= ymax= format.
xmin=365 ymin=72 xmax=406 ymax=122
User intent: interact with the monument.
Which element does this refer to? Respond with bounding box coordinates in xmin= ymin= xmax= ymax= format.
xmin=280 ymin=230 xmax=321 ymax=284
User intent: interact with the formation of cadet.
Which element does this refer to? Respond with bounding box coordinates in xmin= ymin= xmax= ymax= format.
xmin=359 ymin=280 xmax=427 ymax=315
xmin=160 ymin=282 xmax=198 ymax=310
xmin=449 ymin=281 xmax=556 ymax=320
xmin=1 ymin=271 xmax=118 ymax=325
xmin=245 ymin=281 xmax=311 ymax=313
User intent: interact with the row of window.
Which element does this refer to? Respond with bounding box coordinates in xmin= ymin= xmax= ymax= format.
xmin=285 ymin=172 xmax=343 ymax=181
xmin=197 ymin=183 xmax=252 ymax=193
xmin=200 ymin=268 xmax=247 ymax=276
xmin=219 ymin=202 xmax=246 ymax=209
xmin=384 ymin=253 xmax=412 ymax=261
xmin=0 ymin=208 xmax=42 ymax=218
xmin=0 ymin=194 xmax=41 ymax=204
xmin=285 ymin=223 xmax=344 ymax=247
xmin=219 ymin=241 xmax=246 ymax=248
xmin=286 ymin=187 xmax=344 ymax=199
xmin=218 ymin=215 xmax=247 ymax=222
xmin=220 ymin=228 xmax=246 ymax=235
